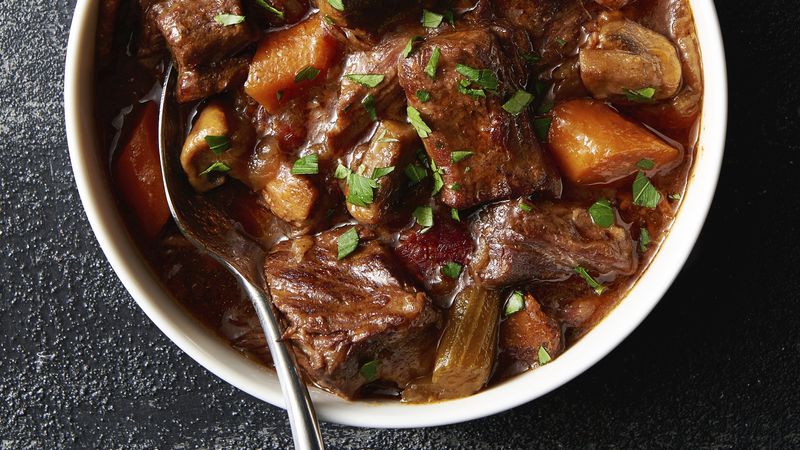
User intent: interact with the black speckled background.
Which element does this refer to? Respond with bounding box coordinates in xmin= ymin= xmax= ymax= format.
xmin=1 ymin=0 xmax=798 ymax=448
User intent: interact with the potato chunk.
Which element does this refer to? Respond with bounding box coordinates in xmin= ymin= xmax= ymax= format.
xmin=549 ymin=99 xmax=680 ymax=184
xmin=244 ymin=15 xmax=339 ymax=114
xmin=262 ymin=162 xmax=319 ymax=225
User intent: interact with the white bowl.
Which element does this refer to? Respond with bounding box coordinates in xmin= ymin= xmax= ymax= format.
xmin=64 ymin=0 xmax=727 ymax=428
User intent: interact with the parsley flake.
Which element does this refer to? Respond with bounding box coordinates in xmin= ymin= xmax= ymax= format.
xmin=359 ymin=360 xmax=379 ymax=382
xmin=421 ymin=9 xmax=444 ymax=28
xmin=345 ymin=74 xmax=385 ymax=88
xmin=441 ymin=262 xmax=462 ymax=279
xmin=407 ymin=106 xmax=432 ymax=138
xmin=337 ymin=227 xmax=359 ymax=260
xmin=294 ymin=66 xmax=320 ymax=83
xmin=327 ymin=0 xmax=344 ymax=12
xmin=204 ymin=135 xmax=230 ymax=155
xmin=504 ymin=291 xmax=525 ymax=316
xmin=254 ymin=0 xmax=284 ymax=18
xmin=639 ymin=227 xmax=651 ymax=253
xmin=588 ymin=198 xmax=615 ymax=228
xmin=632 ymin=172 xmax=661 ymax=209
xmin=575 ymin=266 xmax=606 ymax=295
xmin=404 ymin=164 xmax=427 ymax=185
xmin=450 ymin=150 xmax=473 ymax=163
xmin=402 ymin=36 xmax=423 ymax=58
xmin=425 ymin=47 xmax=441 ymax=79
xmin=199 ymin=161 xmax=231 ymax=176
xmin=214 ymin=14 xmax=245 ymax=26
xmin=502 ymin=89 xmax=534 ymax=115
xmin=290 ymin=154 xmax=319 ymax=175
xmin=538 ymin=346 xmax=552 ymax=365
xmin=637 ymin=158 xmax=655 ymax=170
xmin=362 ymin=94 xmax=378 ymax=121
xmin=624 ymin=87 xmax=656 ymax=103
xmin=413 ymin=206 xmax=434 ymax=230
xmin=416 ymin=90 xmax=431 ymax=102
xmin=451 ymin=208 xmax=460 ymax=222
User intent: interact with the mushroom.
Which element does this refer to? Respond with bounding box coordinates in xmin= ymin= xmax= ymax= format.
xmin=579 ymin=12 xmax=682 ymax=101
xmin=180 ymin=101 xmax=252 ymax=192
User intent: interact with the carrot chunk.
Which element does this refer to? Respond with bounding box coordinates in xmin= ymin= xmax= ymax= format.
xmin=244 ymin=15 xmax=339 ymax=113
xmin=113 ymin=102 xmax=170 ymax=239
xmin=549 ymin=99 xmax=681 ymax=185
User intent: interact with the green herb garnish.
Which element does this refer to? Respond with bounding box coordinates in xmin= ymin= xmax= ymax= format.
xmin=402 ymin=36 xmax=423 ymax=58
xmin=624 ymin=87 xmax=656 ymax=103
xmin=441 ymin=262 xmax=462 ymax=279
xmin=421 ymin=9 xmax=444 ymax=28
xmin=327 ymin=0 xmax=344 ymax=12
xmin=404 ymin=164 xmax=427 ymax=185
xmin=538 ymin=346 xmax=552 ymax=365
xmin=425 ymin=47 xmax=441 ymax=79
xmin=632 ymin=172 xmax=661 ymax=209
xmin=290 ymin=154 xmax=319 ymax=175
xmin=371 ymin=166 xmax=395 ymax=179
xmin=502 ymin=89 xmax=534 ymax=115
xmin=416 ymin=90 xmax=431 ymax=102
xmin=639 ymin=227 xmax=651 ymax=253
xmin=199 ymin=161 xmax=231 ymax=176
xmin=637 ymin=158 xmax=655 ymax=170
xmin=337 ymin=227 xmax=359 ymax=260
xmin=345 ymin=74 xmax=385 ymax=88
xmin=254 ymin=0 xmax=284 ymax=18
xmin=407 ymin=106 xmax=432 ymax=138
xmin=214 ymin=14 xmax=245 ymax=26
xmin=450 ymin=150 xmax=473 ymax=163
xmin=359 ymin=360 xmax=379 ymax=382
xmin=588 ymin=198 xmax=614 ymax=228
xmin=504 ymin=291 xmax=525 ymax=316
xmin=575 ymin=266 xmax=605 ymax=295
xmin=362 ymin=94 xmax=378 ymax=121
xmin=451 ymin=208 xmax=460 ymax=222
xmin=294 ymin=66 xmax=320 ymax=83
xmin=204 ymin=135 xmax=230 ymax=155
xmin=413 ymin=205 xmax=434 ymax=231
xmin=534 ymin=117 xmax=552 ymax=142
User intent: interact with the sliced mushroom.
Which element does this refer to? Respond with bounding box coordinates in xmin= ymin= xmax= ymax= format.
xmin=180 ymin=101 xmax=253 ymax=192
xmin=579 ymin=12 xmax=682 ymax=101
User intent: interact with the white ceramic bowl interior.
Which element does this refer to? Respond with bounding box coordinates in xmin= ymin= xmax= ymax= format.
xmin=64 ymin=0 xmax=727 ymax=428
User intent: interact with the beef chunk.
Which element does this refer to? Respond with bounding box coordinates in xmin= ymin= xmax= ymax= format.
xmin=318 ymin=0 xmax=419 ymax=28
xmin=344 ymin=121 xmax=420 ymax=224
xmin=470 ymin=201 xmax=637 ymax=287
xmin=494 ymin=0 xmax=598 ymax=67
xmin=176 ymin=56 xmax=250 ymax=103
xmin=398 ymin=26 xmax=559 ymax=209
xmin=153 ymin=0 xmax=257 ymax=101
xmin=264 ymin=229 xmax=442 ymax=398
xmin=500 ymin=292 xmax=563 ymax=366
xmin=394 ymin=215 xmax=473 ymax=298
xmin=326 ymin=36 xmax=408 ymax=155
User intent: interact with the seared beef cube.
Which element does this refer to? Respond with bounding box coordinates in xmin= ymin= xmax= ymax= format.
xmin=326 ymin=37 xmax=408 ymax=155
xmin=264 ymin=229 xmax=442 ymax=398
xmin=394 ymin=215 xmax=472 ymax=298
xmin=176 ymin=56 xmax=250 ymax=103
xmin=318 ymin=0 xmax=419 ymax=28
xmin=343 ymin=121 xmax=419 ymax=224
xmin=500 ymin=292 xmax=563 ymax=366
xmin=398 ymin=27 xmax=558 ymax=209
xmin=153 ymin=0 xmax=257 ymax=78
xmin=494 ymin=0 xmax=597 ymax=67
xmin=470 ymin=201 xmax=637 ymax=287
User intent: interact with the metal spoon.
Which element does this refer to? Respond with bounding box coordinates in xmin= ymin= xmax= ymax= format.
xmin=157 ymin=64 xmax=325 ymax=450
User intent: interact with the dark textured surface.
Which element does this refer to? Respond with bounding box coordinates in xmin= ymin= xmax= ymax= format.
xmin=1 ymin=1 xmax=799 ymax=448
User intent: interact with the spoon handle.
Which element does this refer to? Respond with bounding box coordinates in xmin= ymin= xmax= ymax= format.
xmin=237 ymin=273 xmax=325 ymax=450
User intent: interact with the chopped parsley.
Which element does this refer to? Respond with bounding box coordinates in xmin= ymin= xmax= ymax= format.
xmin=337 ymin=227 xmax=359 ymax=260
xmin=575 ymin=266 xmax=606 ymax=295
xmin=443 ymin=9 xmax=455 ymax=26
xmin=334 ymin=163 xmax=351 ymax=180
xmin=504 ymin=291 xmax=525 ymax=316
xmin=430 ymin=159 xmax=444 ymax=195
xmin=451 ymin=208 xmax=461 ymax=222
xmin=455 ymin=64 xmax=499 ymax=97
xmin=402 ymin=36 xmax=423 ymax=58
xmin=199 ymin=161 xmax=231 ymax=176
xmin=588 ymin=198 xmax=615 ymax=228
xmin=441 ymin=262 xmax=462 ymax=279
xmin=346 ymin=171 xmax=379 ymax=206
xmin=518 ymin=201 xmax=532 ymax=213
xmin=294 ymin=66 xmax=320 ymax=83
xmin=413 ymin=206 xmax=434 ymax=231
xmin=639 ymin=227 xmax=651 ymax=253
xmin=416 ymin=89 xmax=431 ymax=102
xmin=637 ymin=158 xmax=655 ymax=170
xmin=362 ymin=94 xmax=377 ymax=121
xmin=538 ymin=346 xmax=552 ymax=365
xmin=327 ymin=0 xmax=345 ymax=12
xmin=371 ymin=166 xmax=395 ymax=179
xmin=214 ymin=14 xmax=245 ymax=26
xmin=522 ymin=52 xmax=541 ymax=64
xmin=632 ymin=172 xmax=661 ymax=209
xmin=404 ymin=164 xmax=427 ymax=185
xmin=555 ymin=37 xmax=567 ymax=47
xmin=669 ymin=193 xmax=682 ymax=201
xmin=534 ymin=117 xmax=552 ymax=142
xmin=450 ymin=150 xmax=473 ymax=163
xmin=421 ymin=9 xmax=444 ymax=28
xmin=450 ymin=182 xmax=461 ymax=191
xmin=425 ymin=47 xmax=441 ymax=79
xmin=290 ymin=154 xmax=319 ymax=175
xmin=624 ymin=87 xmax=656 ymax=103
xmin=537 ymin=100 xmax=554 ymax=115
xmin=407 ymin=106 xmax=432 ymax=138
xmin=359 ymin=360 xmax=379 ymax=382
xmin=254 ymin=0 xmax=284 ymax=18
xmin=502 ymin=89 xmax=534 ymax=115
xmin=204 ymin=135 xmax=230 ymax=155
xmin=345 ymin=74 xmax=385 ymax=88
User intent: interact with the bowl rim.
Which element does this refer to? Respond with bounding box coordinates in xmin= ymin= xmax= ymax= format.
xmin=64 ymin=0 xmax=727 ymax=429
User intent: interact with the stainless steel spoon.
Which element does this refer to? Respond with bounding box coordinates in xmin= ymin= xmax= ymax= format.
xmin=157 ymin=64 xmax=325 ymax=450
